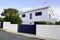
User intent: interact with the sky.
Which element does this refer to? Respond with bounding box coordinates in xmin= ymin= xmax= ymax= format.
xmin=0 ymin=0 xmax=60 ymax=20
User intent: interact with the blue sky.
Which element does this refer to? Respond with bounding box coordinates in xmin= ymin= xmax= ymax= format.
xmin=0 ymin=0 xmax=60 ymax=20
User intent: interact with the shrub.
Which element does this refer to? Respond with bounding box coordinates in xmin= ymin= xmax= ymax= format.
xmin=0 ymin=17 xmax=4 ymax=22
xmin=39 ymin=21 xmax=47 ymax=24
xmin=47 ymin=22 xmax=53 ymax=25
xmin=4 ymin=15 xmax=22 ymax=24
xmin=55 ymin=21 xmax=60 ymax=25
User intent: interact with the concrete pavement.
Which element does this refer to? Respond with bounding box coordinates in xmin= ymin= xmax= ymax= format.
xmin=0 ymin=30 xmax=45 ymax=40
xmin=0 ymin=29 xmax=55 ymax=40
xmin=4 ymin=29 xmax=55 ymax=40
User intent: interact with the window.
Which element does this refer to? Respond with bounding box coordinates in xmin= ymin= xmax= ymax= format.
xmin=22 ymin=14 xmax=25 ymax=17
xmin=35 ymin=12 xmax=42 ymax=16
xmin=30 ymin=13 xmax=32 ymax=19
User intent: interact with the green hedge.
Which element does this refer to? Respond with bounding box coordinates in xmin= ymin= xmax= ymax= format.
xmin=39 ymin=21 xmax=53 ymax=25
xmin=39 ymin=21 xmax=60 ymax=25
xmin=47 ymin=22 xmax=53 ymax=25
xmin=39 ymin=21 xmax=47 ymax=24
xmin=55 ymin=21 xmax=60 ymax=25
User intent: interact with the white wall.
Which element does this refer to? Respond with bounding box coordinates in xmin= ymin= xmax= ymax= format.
xmin=20 ymin=9 xmax=49 ymax=24
xmin=36 ymin=25 xmax=60 ymax=40
xmin=3 ymin=22 xmax=18 ymax=32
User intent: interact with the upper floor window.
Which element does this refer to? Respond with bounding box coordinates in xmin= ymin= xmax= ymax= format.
xmin=22 ymin=14 xmax=25 ymax=17
xmin=35 ymin=12 xmax=42 ymax=16
xmin=30 ymin=13 xmax=32 ymax=19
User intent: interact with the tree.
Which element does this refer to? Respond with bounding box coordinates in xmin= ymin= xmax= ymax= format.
xmin=1 ymin=8 xmax=22 ymax=24
xmin=0 ymin=17 xmax=4 ymax=22
xmin=4 ymin=15 xmax=22 ymax=24
xmin=1 ymin=8 xmax=19 ymax=16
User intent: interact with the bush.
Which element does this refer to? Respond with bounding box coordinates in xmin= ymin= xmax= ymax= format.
xmin=55 ymin=21 xmax=60 ymax=25
xmin=39 ymin=21 xmax=47 ymax=24
xmin=47 ymin=22 xmax=53 ymax=25
xmin=4 ymin=15 xmax=22 ymax=24
xmin=0 ymin=17 xmax=4 ymax=22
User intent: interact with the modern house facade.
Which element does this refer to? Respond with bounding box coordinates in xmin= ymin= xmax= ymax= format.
xmin=19 ymin=6 xmax=57 ymax=24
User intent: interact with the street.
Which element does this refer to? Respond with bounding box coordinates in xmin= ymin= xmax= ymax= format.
xmin=0 ymin=31 xmax=45 ymax=40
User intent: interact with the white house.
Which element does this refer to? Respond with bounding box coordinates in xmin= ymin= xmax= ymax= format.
xmin=19 ymin=6 xmax=57 ymax=24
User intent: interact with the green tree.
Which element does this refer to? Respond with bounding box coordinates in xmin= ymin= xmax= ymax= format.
xmin=4 ymin=15 xmax=22 ymax=24
xmin=1 ymin=8 xmax=22 ymax=24
xmin=0 ymin=17 xmax=4 ymax=22
xmin=1 ymin=8 xmax=19 ymax=16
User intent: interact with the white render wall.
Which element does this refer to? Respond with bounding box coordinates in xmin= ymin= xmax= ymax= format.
xmin=3 ymin=22 xmax=18 ymax=32
xmin=36 ymin=25 xmax=60 ymax=40
xmin=20 ymin=9 xmax=49 ymax=24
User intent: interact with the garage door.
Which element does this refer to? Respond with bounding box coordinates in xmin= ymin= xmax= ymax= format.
xmin=18 ymin=24 xmax=36 ymax=34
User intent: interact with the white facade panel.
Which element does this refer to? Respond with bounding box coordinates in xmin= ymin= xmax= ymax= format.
xmin=19 ymin=6 xmax=57 ymax=24
xmin=20 ymin=9 xmax=50 ymax=24
xmin=32 ymin=9 xmax=49 ymax=21
xmin=36 ymin=25 xmax=60 ymax=40
xmin=3 ymin=22 xmax=18 ymax=32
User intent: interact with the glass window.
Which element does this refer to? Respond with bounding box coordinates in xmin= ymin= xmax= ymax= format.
xmin=35 ymin=12 xmax=42 ymax=16
xmin=22 ymin=14 xmax=25 ymax=17
xmin=30 ymin=13 xmax=32 ymax=19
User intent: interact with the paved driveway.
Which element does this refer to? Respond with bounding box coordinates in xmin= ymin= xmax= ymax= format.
xmin=0 ymin=31 xmax=45 ymax=40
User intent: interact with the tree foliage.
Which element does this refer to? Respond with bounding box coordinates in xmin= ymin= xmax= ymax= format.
xmin=1 ymin=8 xmax=22 ymax=24
xmin=1 ymin=8 xmax=19 ymax=16
xmin=0 ymin=17 xmax=4 ymax=22
xmin=4 ymin=15 xmax=22 ymax=24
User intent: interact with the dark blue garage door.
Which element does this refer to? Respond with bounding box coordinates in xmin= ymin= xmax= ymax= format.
xmin=18 ymin=24 xmax=36 ymax=34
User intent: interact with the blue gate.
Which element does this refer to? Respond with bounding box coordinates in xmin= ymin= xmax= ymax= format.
xmin=18 ymin=24 xmax=36 ymax=34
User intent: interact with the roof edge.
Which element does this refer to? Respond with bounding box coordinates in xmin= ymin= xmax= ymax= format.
xmin=21 ymin=6 xmax=50 ymax=13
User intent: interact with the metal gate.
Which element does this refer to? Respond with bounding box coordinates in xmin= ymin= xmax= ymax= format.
xmin=18 ymin=24 xmax=36 ymax=34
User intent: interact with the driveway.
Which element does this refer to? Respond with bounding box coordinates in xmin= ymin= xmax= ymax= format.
xmin=0 ymin=31 xmax=45 ymax=40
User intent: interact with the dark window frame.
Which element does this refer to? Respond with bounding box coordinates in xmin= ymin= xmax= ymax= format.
xmin=35 ymin=12 xmax=42 ymax=16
